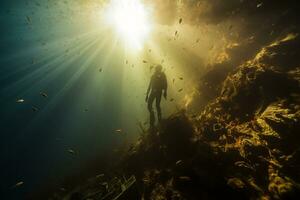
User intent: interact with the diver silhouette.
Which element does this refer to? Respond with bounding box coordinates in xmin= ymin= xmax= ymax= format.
xmin=145 ymin=65 xmax=168 ymax=127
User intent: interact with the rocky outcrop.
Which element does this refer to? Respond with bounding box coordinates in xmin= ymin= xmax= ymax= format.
xmin=122 ymin=34 xmax=300 ymax=200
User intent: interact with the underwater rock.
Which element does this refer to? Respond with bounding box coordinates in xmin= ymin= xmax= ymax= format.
xmin=50 ymin=33 xmax=300 ymax=200
xmin=120 ymin=33 xmax=300 ymax=200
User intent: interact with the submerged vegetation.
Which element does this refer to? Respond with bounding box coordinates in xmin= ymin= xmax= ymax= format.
xmin=53 ymin=33 xmax=300 ymax=200
xmin=120 ymin=34 xmax=300 ymax=200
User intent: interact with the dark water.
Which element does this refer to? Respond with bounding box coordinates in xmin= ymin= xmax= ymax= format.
xmin=0 ymin=1 xmax=147 ymax=199
xmin=0 ymin=0 xmax=203 ymax=198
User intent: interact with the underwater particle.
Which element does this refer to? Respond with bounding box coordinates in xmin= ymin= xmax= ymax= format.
xmin=178 ymin=88 xmax=183 ymax=92
xmin=150 ymin=66 xmax=154 ymax=71
xmin=179 ymin=176 xmax=191 ymax=181
xmin=12 ymin=181 xmax=24 ymax=188
xmin=96 ymin=174 xmax=105 ymax=178
xmin=179 ymin=18 xmax=182 ymax=24
xmin=126 ymin=60 xmax=128 ymax=64
xmin=26 ymin=16 xmax=31 ymax=24
xmin=32 ymin=106 xmax=39 ymax=112
xmin=16 ymin=99 xmax=25 ymax=103
xmin=142 ymin=177 xmax=150 ymax=183
xmin=227 ymin=178 xmax=245 ymax=189
xmin=234 ymin=161 xmax=254 ymax=170
xmin=84 ymin=108 xmax=88 ymax=112
xmin=148 ymin=49 xmax=151 ymax=53
xmin=173 ymin=78 xmax=175 ymax=83
xmin=113 ymin=148 xmax=120 ymax=153
xmin=40 ymin=92 xmax=48 ymax=98
xmin=101 ymin=182 xmax=109 ymax=190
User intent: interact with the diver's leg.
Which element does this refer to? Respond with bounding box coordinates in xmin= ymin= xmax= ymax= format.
xmin=156 ymin=92 xmax=162 ymax=123
xmin=147 ymin=93 xmax=155 ymax=127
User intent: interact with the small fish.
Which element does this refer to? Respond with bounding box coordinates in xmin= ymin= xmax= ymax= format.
xmin=148 ymin=49 xmax=152 ymax=52
xmin=175 ymin=31 xmax=178 ymax=36
xmin=178 ymin=88 xmax=183 ymax=92
xmin=179 ymin=77 xmax=183 ymax=80
xmin=84 ymin=108 xmax=88 ymax=112
xmin=142 ymin=60 xmax=147 ymax=63
xmin=32 ymin=106 xmax=39 ymax=112
xmin=179 ymin=18 xmax=182 ymax=24
xmin=170 ymin=98 xmax=174 ymax=102
xmin=12 ymin=181 xmax=24 ymax=188
xmin=126 ymin=60 xmax=128 ymax=64
xmin=40 ymin=92 xmax=48 ymax=98
xmin=99 ymin=68 xmax=102 ymax=72
xmin=68 ymin=149 xmax=75 ymax=155
xmin=176 ymin=160 xmax=182 ymax=165
xmin=96 ymin=174 xmax=105 ymax=178
xmin=16 ymin=99 xmax=25 ymax=103
xmin=115 ymin=129 xmax=122 ymax=133
xmin=257 ymin=3 xmax=263 ymax=8
xmin=143 ymin=178 xmax=150 ymax=183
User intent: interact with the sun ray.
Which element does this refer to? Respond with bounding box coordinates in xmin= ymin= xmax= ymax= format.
xmin=103 ymin=0 xmax=153 ymax=51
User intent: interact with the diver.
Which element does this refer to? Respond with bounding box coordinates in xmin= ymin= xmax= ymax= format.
xmin=145 ymin=65 xmax=168 ymax=128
